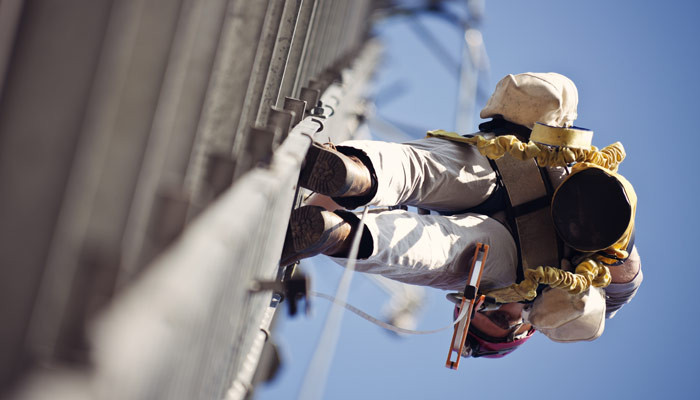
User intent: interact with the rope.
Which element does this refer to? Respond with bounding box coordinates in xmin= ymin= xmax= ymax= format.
xmin=309 ymin=290 xmax=468 ymax=336
xmin=297 ymin=206 xmax=466 ymax=399
xmin=297 ymin=206 xmax=369 ymax=400
xmin=484 ymin=258 xmax=611 ymax=303
xmin=426 ymin=130 xmax=626 ymax=171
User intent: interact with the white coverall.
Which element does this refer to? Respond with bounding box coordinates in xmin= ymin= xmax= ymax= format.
xmin=329 ymin=136 xmax=531 ymax=292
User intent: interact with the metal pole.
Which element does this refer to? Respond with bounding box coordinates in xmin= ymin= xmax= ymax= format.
xmin=183 ymin=0 xmax=270 ymax=202
xmin=278 ymin=0 xmax=317 ymax=104
xmin=300 ymin=0 xmax=330 ymax=85
xmin=231 ymin=0 xmax=285 ymax=157
xmin=256 ymin=0 xmax=304 ymax=126
xmin=226 ymin=295 xmax=281 ymax=400
xmin=293 ymin=0 xmax=322 ymax=95
xmin=120 ymin=0 xmax=231 ymax=286
xmin=314 ymin=0 xmax=338 ymax=76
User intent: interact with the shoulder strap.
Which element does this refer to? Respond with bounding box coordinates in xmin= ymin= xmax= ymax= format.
xmin=494 ymin=154 xmax=560 ymax=272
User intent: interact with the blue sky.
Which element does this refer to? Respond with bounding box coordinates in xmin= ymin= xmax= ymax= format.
xmin=257 ymin=1 xmax=700 ymax=399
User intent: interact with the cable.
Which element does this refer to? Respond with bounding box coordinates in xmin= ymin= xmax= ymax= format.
xmin=297 ymin=206 xmax=469 ymax=400
xmin=310 ymin=290 xmax=467 ymax=336
xmin=296 ymin=206 xmax=369 ymax=400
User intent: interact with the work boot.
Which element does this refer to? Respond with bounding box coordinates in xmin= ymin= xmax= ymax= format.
xmin=299 ymin=143 xmax=373 ymax=198
xmin=279 ymin=205 xmax=354 ymax=266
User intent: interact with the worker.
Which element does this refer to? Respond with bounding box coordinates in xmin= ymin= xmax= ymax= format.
xmin=281 ymin=72 xmax=642 ymax=354
xmin=453 ymin=297 xmax=534 ymax=358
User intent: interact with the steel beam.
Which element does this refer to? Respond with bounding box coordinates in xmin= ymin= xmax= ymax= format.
xmin=256 ymin=0 xmax=304 ymax=127
xmin=278 ymin=0 xmax=317 ymax=104
xmin=183 ymin=0 xmax=270 ymax=203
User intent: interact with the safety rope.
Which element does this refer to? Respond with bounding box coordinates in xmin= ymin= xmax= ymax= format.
xmin=298 ymin=206 xmax=467 ymax=399
xmin=484 ymin=258 xmax=611 ymax=303
xmin=310 ymin=290 xmax=467 ymax=335
xmin=297 ymin=206 xmax=369 ymax=400
xmin=426 ymin=130 xmax=626 ymax=172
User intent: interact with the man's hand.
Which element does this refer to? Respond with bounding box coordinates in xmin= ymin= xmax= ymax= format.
xmin=609 ymin=246 xmax=641 ymax=284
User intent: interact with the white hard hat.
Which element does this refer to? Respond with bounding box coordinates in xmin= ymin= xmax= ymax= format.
xmin=480 ymin=72 xmax=579 ymax=129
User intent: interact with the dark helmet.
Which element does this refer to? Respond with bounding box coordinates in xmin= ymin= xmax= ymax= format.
xmin=551 ymin=165 xmax=636 ymax=253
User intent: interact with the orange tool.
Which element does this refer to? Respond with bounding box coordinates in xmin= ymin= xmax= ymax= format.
xmin=445 ymin=243 xmax=489 ymax=370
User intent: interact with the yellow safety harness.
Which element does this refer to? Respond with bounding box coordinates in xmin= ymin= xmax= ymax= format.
xmin=427 ymin=123 xmax=636 ymax=303
xmin=427 ymin=127 xmax=625 ymax=172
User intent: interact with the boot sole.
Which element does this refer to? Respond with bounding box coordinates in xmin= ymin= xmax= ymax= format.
xmin=280 ymin=206 xmax=330 ymax=266
xmin=290 ymin=205 xmax=327 ymax=253
xmin=299 ymin=145 xmax=350 ymax=197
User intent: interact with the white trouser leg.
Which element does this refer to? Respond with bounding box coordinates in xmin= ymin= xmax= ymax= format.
xmin=330 ymin=210 xmax=518 ymax=292
xmin=340 ymin=137 xmax=497 ymax=211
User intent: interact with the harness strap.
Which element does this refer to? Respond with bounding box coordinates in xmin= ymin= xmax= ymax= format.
xmin=493 ymin=154 xmax=560 ymax=271
xmin=427 ymin=128 xmax=617 ymax=303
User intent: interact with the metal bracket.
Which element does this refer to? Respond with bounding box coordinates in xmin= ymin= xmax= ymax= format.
xmin=310 ymin=103 xmax=326 ymax=117
xmin=266 ymin=107 xmax=294 ymax=144
xmin=232 ymin=126 xmax=277 ymax=181
xmin=283 ymin=97 xmax=306 ymax=126
xmin=250 ymin=271 xmax=310 ymax=316
xmin=299 ymin=87 xmax=320 ymax=114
